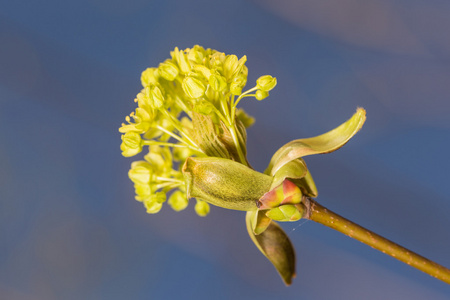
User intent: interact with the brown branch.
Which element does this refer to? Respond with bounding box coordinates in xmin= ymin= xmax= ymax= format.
xmin=305 ymin=198 xmax=450 ymax=285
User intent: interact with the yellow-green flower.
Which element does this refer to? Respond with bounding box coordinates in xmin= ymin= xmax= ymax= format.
xmin=120 ymin=45 xmax=277 ymax=216
xmin=121 ymin=132 xmax=143 ymax=157
xmin=194 ymin=199 xmax=210 ymax=217
xmin=256 ymin=75 xmax=277 ymax=91
xmin=168 ymin=190 xmax=189 ymax=211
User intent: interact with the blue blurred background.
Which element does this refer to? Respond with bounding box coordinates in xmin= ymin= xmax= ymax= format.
xmin=1 ymin=0 xmax=450 ymax=299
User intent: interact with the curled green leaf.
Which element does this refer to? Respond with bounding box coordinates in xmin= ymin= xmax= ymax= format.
xmin=246 ymin=211 xmax=296 ymax=285
xmin=248 ymin=209 xmax=272 ymax=235
xmin=270 ymin=159 xmax=307 ymax=189
xmin=266 ymin=108 xmax=366 ymax=176
xmin=292 ymin=168 xmax=318 ymax=198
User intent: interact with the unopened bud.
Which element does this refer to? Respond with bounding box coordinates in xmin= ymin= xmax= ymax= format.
xmin=182 ymin=76 xmax=206 ymax=99
xmin=255 ymin=90 xmax=269 ymax=100
xmin=256 ymin=75 xmax=277 ymax=92
xmin=158 ymin=61 xmax=179 ymax=81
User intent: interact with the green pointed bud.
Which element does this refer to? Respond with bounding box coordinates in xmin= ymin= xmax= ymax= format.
xmin=128 ymin=161 xmax=154 ymax=185
xmin=182 ymin=76 xmax=206 ymax=99
xmin=258 ymin=179 xmax=302 ymax=209
xmin=141 ymin=68 xmax=159 ymax=87
xmin=182 ymin=157 xmax=273 ymax=211
xmin=158 ymin=61 xmax=179 ymax=81
xmin=256 ymin=75 xmax=277 ymax=92
xmin=168 ymin=190 xmax=189 ymax=211
xmin=121 ymin=132 xmax=143 ymax=157
xmin=195 ymin=199 xmax=210 ymax=216
xmin=209 ymin=73 xmax=227 ymax=92
xmin=255 ymin=90 xmax=269 ymax=100
xmin=150 ymin=86 xmax=165 ymax=108
xmin=265 ymin=204 xmax=303 ymax=222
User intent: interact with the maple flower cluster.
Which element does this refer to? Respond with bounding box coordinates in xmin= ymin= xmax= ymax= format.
xmin=119 ymin=45 xmax=277 ymax=216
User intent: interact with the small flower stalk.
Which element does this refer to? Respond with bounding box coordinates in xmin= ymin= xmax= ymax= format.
xmin=120 ymin=46 xmax=450 ymax=286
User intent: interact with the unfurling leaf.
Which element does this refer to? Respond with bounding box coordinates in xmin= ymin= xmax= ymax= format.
xmin=248 ymin=209 xmax=272 ymax=235
xmin=246 ymin=211 xmax=296 ymax=285
xmin=266 ymin=108 xmax=366 ymax=176
xmin=270 ymin=159 xmax=307 ymax=189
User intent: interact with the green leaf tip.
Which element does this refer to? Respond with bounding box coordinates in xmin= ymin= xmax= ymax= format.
xmin=266 ymin=108 xmax=366 ymax=176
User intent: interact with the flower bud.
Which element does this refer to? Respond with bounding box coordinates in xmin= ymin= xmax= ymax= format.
xmin=172 ymin=47 xmax=191 ymax=74
xmin=255 ymin=90 xmax=269 ymax=100
xmin=230 ymin=75 xmax=247 ymax=95
xmin=158 ymin=61 xmax=179 ymax=81
xmin=182 ymin=157 xmax=273 ymax=211
xmin=224 ymin=55 xmax=247 ymax=81
xmin=195 ymin=199 xmax=210 ymax=216
xmin=141 ymin=68 xmax=159 ymax=87
xmin=121 ymin=132 xmax=143 ymax=157
xmin=209 ymin=52 xmax=225 ymax=70
xmin=256 ymin=75 xmax=277 ymax=92
xmin=153 ymin=191 xmax=167 ymax=203
xmin=144 ymin=199 xmax=163 ymax=214
xmin=193 ymin=65 xmax=212 ymax=79
xmin=182 ymin=76 xmax=206 ymax=98
xmin=150 ymin=86 xmax=165 ymax=108
xmin=134 ymin=183 xmax=151 ymax=202
xmin=128 ymin=161 xmax=154 ymax=185
xmin=187 ymin=45 xmax=205 ymax=64
xmin=209 ymin=73 xmax=227 ymax=92
xmin=168 ymin=190 xmax=189 ymax=211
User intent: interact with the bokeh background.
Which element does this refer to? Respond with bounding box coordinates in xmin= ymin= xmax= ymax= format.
xmin=1 ymin=0 xmax=450 ymax=299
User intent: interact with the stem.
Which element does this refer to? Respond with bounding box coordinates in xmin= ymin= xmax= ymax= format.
xmin=229 ymin=125 xmax=248 ymax=166
xmin=305 ymin=198 xmax=450 ymax=284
